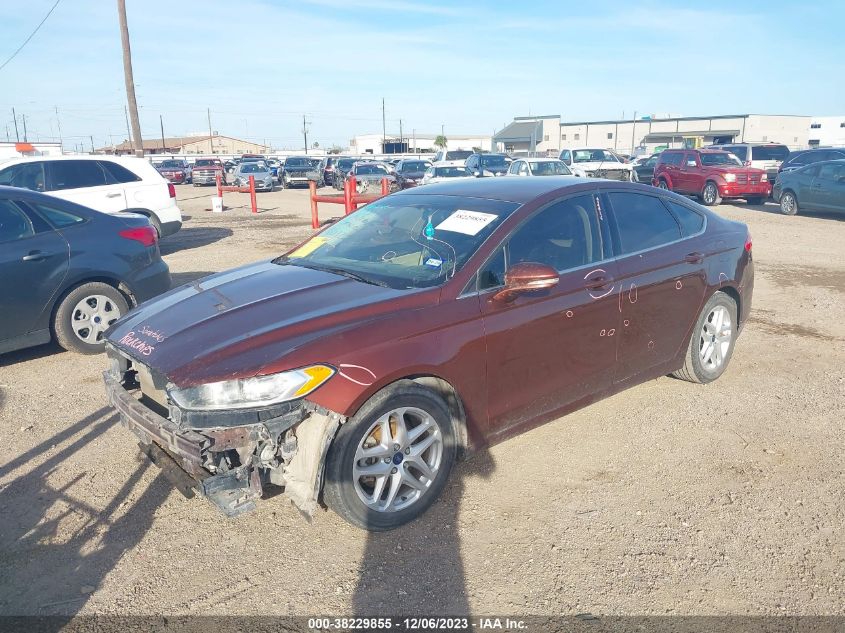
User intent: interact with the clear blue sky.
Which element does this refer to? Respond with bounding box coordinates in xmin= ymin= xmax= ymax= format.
xmin=0 ymin=0 xmax=842 ymax=150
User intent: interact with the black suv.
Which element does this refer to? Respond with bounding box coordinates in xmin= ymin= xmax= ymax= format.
xmin=465 ymin=153 xmax=510 ymax=177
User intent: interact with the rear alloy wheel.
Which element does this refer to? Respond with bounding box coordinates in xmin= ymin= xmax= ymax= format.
xmin=658 ymin=179 xmax=670 ymax=191
xmin=780 ymin=191 xmax=799 ymax=215
xmin=323 ymin=381 xmax=456 ymax=531
xmin=701 ymin=182 xmax=721 ymax=206
xmin=53 ymin=282 xmax=129 ymax=354
xmin=672 ymin=292 xmax=738 ymax=384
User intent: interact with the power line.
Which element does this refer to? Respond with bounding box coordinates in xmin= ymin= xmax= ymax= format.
xmin=0 ymin=0 xmax=62 ymax=73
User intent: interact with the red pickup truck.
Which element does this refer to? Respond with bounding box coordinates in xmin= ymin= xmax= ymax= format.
xmin=191 ymin=158 xmax=227 ymax=186
xmin=653 ymin=149 xmax=771 ymax=205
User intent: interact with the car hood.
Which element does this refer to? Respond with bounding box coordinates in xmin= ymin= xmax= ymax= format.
xmin=285 ymin=164 xmax=315 ymax=171
xmin=355 ymin=173 xmax=394 ymax=180
xmin=106 ymin=260 xmax=424 ymax=385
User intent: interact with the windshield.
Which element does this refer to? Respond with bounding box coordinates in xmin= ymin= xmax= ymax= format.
xmin=572 ymin=149 xmax=619 ymax=163
xmin=434 ymin=166 xmax=469 ymax=177
xmin=285 ymin=157 xmax=311 ymax=167
xmin=160 ymin=160 xmax=183 ymax=168
xmin=529 ymin=161 xmax=571 ymax=175
xmin=445 ymin=150 xmax=472 ymax=160
xmin=276 ymin=194 xmax=518 ymax=289
xmin=194 ymin=159 xmax=219 ymax=167
xmin=700 ymin=152 xmax=742 ymax=166
xmin=356 ymin=164 xmax=388 ymax=175
xmin=241 ymin=164 xmax=266 ymax=173
xmin=337 ymin=159 xmax=357 ymax=169
xmin=400 ymin=161 xmax=428 ymax=172
xmin=480 ymin=155 xmax=508 ymax=167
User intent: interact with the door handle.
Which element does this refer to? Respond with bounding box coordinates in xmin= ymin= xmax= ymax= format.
xmin=106 ymin=192 xmax=123 ymax=198
xmin=22 ymin=251 xmax=51 ymax=262
xmin=584 ymin=276 xmax=611 ymax=289
xmin=684 ymin=252 xmax=704 ymax=264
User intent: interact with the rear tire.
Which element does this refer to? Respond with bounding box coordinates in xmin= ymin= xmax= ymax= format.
xmin=53 ymin=282 xmax=129 ymax=355
xmin=657 ymin=178 xmax=670 ymax=191
xmin=672 ymin=292 xmax=738 ymax=384
xmin=780 ymin=191 xmax=798 ymax=215
xmin=323 ymin=381 xmax=457 ymax=531
xmin=701 ymin=181 xmax=721 ymax=206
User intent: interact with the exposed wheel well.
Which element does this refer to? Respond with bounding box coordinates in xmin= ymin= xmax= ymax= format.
xmin=716 ymin=286 xmax=741 ymax=326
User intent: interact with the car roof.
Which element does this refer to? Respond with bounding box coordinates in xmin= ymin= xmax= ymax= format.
xmin=399 ymin=175 xmax=595 ymax=203
xmin=432 ymin=160 xmax=467 ymax=167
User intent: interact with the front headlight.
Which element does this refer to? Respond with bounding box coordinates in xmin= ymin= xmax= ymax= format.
xmin=724 ymin=173 xmax=737 ymax=182
xmin=761 ymin=173 xmax=768 ymax=182
xmin=168 ymin=365 xmax=335 ymax=411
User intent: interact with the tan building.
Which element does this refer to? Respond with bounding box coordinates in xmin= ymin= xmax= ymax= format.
xmin=495 ymin=114 xmax=812 ymax=156
xmin=102 ymin=134 xmax=269 ymax=156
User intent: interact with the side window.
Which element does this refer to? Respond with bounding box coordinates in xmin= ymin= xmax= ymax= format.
xmin=478 ymin=247 xmax=506 ymax=291
xmin=818 ymin=163 xmax=845 ymax=181
xmin=48 ymin=160 xmax=109 ymax=191
xmin=28 ymin=202 xmax=86 ymax=228
xmin=507 ymin=194 xmax=602 ymax=272
xmin=508 ymin=161 xmax=520 ymax=175
xmin=646 ymin=156 xmax=658 ymax=167
xmin=518 ymin=163 xmax=530 ymax=176
xmin=560 ymin=150 xmax=571 ymax=164
xmin=684 ymin=153 xmax=699 ymax=167
xmin=664 ymin=200 xmax=704 ymax=237
xmin=0 ymin=162 xmax=46 ymax=191
xmin=100 ymin=161 xmax=141 ymax=183
xmin=609 ymin=192 xmax=681 ymax=254
xmin=0 ymin=200 xmax=35 ymax=243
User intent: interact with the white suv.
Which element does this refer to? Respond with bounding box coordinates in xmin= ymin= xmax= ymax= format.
xmin=0 ymin=155 xmax=183 ymax=236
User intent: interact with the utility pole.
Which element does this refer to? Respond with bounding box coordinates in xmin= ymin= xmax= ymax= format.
xmin=124 ymin=105 xmax=131 ymax=152
xmin=302 ymin=115 xmax=309 ymax=155
xmin=5 ymin=125 xmax=8 ymax=142
xmin=22 ymin=114 xmax=28 ymax=142
xmin=381 ymin=98 xmax=386 ymax=152
xmin=54 ymin=106 xmax=63 ymax=150
xmin=11 ymin=108 xmax=19 ymax=142
xmin=159 ymin=114 xmax=166 ymax=152
xmin=207 ymin=107 xmax=213 ymax=154
xmin=399 ymin=119 xmax=403 ymax=150
xmin=412 ymin=129 xmax=416 ymax=154
xmin=118 ymin=0 xmax=144 ymax=157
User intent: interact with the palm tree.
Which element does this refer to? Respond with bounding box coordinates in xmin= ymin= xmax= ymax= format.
xmin=434 ymin=135 xmax=447 ymax=149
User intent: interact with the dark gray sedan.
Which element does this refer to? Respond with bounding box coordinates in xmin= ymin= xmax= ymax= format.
xmin=774 ymin=159 xmax=845 ymax=216
xmin=0 ymin=186 xmax=171 ymax=355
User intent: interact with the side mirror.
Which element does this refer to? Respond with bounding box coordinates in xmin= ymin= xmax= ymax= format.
xmin=492 ymin=262 xmax=559 ymax=303
xmin=686 ymin=160 xmax=697 ymax=167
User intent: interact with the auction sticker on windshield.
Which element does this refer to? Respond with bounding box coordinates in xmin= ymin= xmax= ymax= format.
xmin=435 ymin=210 xmax=498 ymax=236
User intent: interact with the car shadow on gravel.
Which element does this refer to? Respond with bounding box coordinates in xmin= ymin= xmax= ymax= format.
xmin=351 ymin=449 xmax=496 ymax=616
xmin=0 ymin=341 xmax=66 ymax=366
xmin=0 ymin=406 xmax=171 ymax=616
xmin=169 ymin=271 xmax=217 ymax=287
xmin=159 ymin=227 xmax=233 ymax=255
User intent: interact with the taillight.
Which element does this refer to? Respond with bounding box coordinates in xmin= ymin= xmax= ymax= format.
xmin=744 ymin=232 xmax=752 ymax=252
xmin=168 ymin=182 xmax=176 ymax=198
xmin=120 ymin=226 xmax=158 ymax=247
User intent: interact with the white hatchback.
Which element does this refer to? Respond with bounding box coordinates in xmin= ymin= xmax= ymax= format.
xmin=0 ymin=155 xmax=183 ymax=236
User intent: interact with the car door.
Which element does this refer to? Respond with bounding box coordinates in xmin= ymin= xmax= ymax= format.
xmin=603 ymin=190 xmax=707 ymax=383
xmin=478 ymin=192 xmax=619 ymax=435
xmin=635 ymin=156 xmax=657 ymax=183
xmin=813 ymin=162 xmax=845 ymax=212
xmin=795 ymin=164 xmax=822 ymax=209
xmin=45 ymin=160 xmax=127 ymax=214
xmin=0 ymin=198 xmax=69 ymax=344
xmin=676 ymin=152 xmax=701 ymax=194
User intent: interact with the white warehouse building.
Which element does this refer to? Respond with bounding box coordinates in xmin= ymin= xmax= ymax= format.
xmin=494 ymin=114 xmax=815 ymax=157
xmin=349 ymin=132 xmax=492 ymax=155
xmin=808 ymin=116 xmax=845 ymax=147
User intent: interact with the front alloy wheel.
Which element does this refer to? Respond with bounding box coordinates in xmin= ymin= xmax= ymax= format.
xmin=323 ymin=381 xmax=456 ymax=531
xmin=702 ymin=182 xmax=720 ymax=206
xmin=780 ymin=191 xmax=798 ymax=215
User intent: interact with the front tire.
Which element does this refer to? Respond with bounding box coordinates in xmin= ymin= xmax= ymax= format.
xmin=657 ymin=178 xmax=670 ymax=191
xmin=672 ymin=292 xmax=738 ymax=384
xmin=53 ymin=282 xmax=129 ymax=354
xmin=701 ymin=181 xmax=721 ymax=206
xmin=323 ymin=381 xmax=457 ymax=531
xmin=780 ymin=191 xmax=798 ymax=215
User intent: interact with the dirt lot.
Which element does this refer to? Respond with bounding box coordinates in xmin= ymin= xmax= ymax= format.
xmin=0 ymin=184 xmax=843 ymax=618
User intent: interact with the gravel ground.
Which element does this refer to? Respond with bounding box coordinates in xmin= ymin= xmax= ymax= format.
xmin=0 ymin=184 xmax=842 ymax=618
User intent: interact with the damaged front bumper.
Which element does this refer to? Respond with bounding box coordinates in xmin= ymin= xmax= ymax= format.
xmin=103 ymin=362 xmax=344 ymax=519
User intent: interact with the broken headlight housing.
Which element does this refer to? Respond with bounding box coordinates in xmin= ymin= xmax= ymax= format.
xmin=168 ymin=365 xmax=334 ymax=411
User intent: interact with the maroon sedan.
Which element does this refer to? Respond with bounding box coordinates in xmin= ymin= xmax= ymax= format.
xmin=103 ymin=178 xmax=753 ymax=530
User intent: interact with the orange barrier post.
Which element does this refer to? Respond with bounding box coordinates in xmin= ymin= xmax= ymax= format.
xmin=309 ymin=181 xmax=320 ymax=229
xmin=344 ymin=176 xmax=355 ymax=214
xmin=381 ymin=177 xmax=389 ymax=196
xmin=216 ymin=172 xmax=223 ymax=199
xmin=249 ymin=175 xmax=257 ymax=214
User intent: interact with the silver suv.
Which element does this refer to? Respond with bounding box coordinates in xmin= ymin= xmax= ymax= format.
xmin=709 ymin=143 xmax=790 ymax=186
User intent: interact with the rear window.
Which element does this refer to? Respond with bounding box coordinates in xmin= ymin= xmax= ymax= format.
xmin=445 ymin=150 xmax=472 ymax=161
xmin=722 ymin=146 xmax=748 ymax=161
xmin=48 ymin=160 xmax=110 ymax=191
xmin=664 ymin=200 xmax=704 ymax=237
xmin=751 ymin=145 xmax=789 ymax=162
xmin=609 ymin=192 xmax=681 ymax=254
xmin=29 ymin=201 xmax=86 ymax=228
xmin=100 ymin=161 xmax=141 ymax=183
xmin=399 ymin=161 xmax=428 ymax=172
